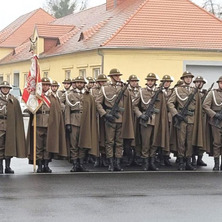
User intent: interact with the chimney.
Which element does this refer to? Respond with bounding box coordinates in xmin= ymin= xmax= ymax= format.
xmin=106 ymin=0 xmax=125 ymax=11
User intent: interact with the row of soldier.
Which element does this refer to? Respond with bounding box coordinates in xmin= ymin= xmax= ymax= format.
xmin=0 ymin=68 xmax=222 ymax=174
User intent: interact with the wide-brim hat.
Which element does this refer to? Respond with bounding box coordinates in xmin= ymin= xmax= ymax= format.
xmin=0 ymin=81 xmax=12 ymax=89
xmin=193 ymin=76 xmax=206 ymax=84
xmin=51 ymin=80 xmax=59 ymax=86
xmin=96 ymin=74 xmax=108 ymax=82
xmin=180 ymin=71 xmax=194 ymax=80
xmin=108 ymin=68 xmax=123 ymax=77
xmin=75 ymin=76 xmax=87 ymax=83
xmin=128 ymin=74 xmax=140 ymax=82
xmin=86 ymin=77 xmax=96 ymax=83
xmin=41 ymin=77 xmax=51 ymax=85
xmin=145 ymin=73 xmax=158 ymax=81
xmin=217 ymin=76 xmax=222 ymax=83
xmin=161 ymin=75 xmax=173 ymax=82
xmin=62 ymin=78 xmax=71 ymax=84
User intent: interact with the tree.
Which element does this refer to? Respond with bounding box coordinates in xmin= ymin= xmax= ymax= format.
xmin=44 ymin=0 xmax=89 ymax=18
xmin=202 ymin=0 xmax=222 ymax=18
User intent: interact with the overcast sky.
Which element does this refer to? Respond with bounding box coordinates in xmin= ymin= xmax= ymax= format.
xmin=0 ymin=0 xmax=219 ymax=31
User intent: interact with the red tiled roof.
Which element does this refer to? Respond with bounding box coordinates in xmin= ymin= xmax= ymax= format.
xmin=0 ymin=8 xmax=54 ymax=47
xmin=36 ymin=24 xmax=75 ymax=38
xmin=1 ymin=0 xmax=222 ymax=65
xmin=103 ymin=0 xmax=222 ymax=49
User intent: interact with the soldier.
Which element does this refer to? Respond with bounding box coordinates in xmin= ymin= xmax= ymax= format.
xmin=158 ymin=75 xmax=174 ymax=166
xmin=96 ymin=69 xmax=134 ymax=171
xmin=167 ymin=71 xmax=203 ymax=171
xmin=192 ymin=76 xmax=207 ymax=167
xmin=58 ymin=78 xmax=72 ymax=105
xmin=133 ymin=73 xmax=169 ymax=171
xmin=71 ymin=78 xmax=76 ymax=90
xmin=0 ymin=81 xmax=26 ymax=174
xmin=203 ymin=76 xmax=222 ymax=171
xmin=65 ymin=76 xmax=98 ymax=172
xmin=91 ymin=74 xmax=108 ymax=167
xmin=126 ymin=74 xmax=141 ymax=166
xmin=86 ymin=77 xmax=95 ymax=90
xmin=29 ymin=77 xmax=67 ymax=173
xmin=51 ymin=80 xmax=60 ymax=96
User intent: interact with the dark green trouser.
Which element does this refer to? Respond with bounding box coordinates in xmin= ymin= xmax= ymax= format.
xmin=140 ymin=125 xmax=157 ymax=158
xmin=105 ymin=122 xmax=123 ymax=158
xmin=70 ymin=125 xmax=85 ymax=160
xmin=36 ymin=127 xmax=51 ymax=160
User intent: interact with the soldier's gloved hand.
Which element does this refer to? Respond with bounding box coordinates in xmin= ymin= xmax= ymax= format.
xmin=140 ymin=114 xmax=148 ymax=121
xmin=66 ymin=124 xmax=72 ymax=134
xmin=175 ymin=113 xmax=184 ymax=121
xmin=104 ymin=113 xmax=115 ymax=122
xmin=214 ymin=113 xmax=222 ymax=120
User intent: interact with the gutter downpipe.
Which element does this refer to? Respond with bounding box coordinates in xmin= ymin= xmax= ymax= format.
xmin=98 ymin=49 xmax=104 ymax=74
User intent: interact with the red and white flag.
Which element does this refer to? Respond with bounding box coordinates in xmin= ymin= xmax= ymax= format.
xmin=22 ymin=55 xmax=43 ymax=113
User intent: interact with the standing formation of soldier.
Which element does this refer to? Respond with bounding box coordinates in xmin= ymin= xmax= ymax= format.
xmin=2 ymin=68 xmax=222 ymax=174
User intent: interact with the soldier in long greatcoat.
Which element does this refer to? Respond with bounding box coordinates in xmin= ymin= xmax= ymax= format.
xmin=167 ymin=71 xmax=203 ymax=171
xmin=0 ymin=81 xmax=26 ymax=174
xmin=203 ymin=76 xmax=222 ymax=171
xmin=96 ymin=69 xmax=134 ymax=171
xmin=133 ymin=73 xmax=169 ymax=171
xmin=65 ymin=76 xmax=98 ymax=172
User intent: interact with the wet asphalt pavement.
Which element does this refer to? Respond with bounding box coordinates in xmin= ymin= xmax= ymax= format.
xmin=1 ymin=118 xmax=222 ymax=221
xmin=1 ymin=157 xmax=222 ymax=222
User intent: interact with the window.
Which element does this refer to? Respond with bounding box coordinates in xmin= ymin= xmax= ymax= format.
xmin=0 ymin=74 xmax=3 ymax=83
xmin=65 ymin=70 xmax=71 ymax=79
xmin=43 ymin=72 xmax=48 ymax=78
xmin=24 ymin=73 xmax=28 ymax=88
xmin=7 ymin=74 xmax=11 ymax=84
xmin=93 ymin=68 xmax=100 ymax=79
xmin=14 ymin=73 xmax=19 ymax=87
xmin=79 ymin=69 xmax=86 ymax=77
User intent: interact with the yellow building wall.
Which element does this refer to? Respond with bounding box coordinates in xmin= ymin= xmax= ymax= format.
xmin=0 ymin=49 xmax=222 ymax=90
xmin=0 ymin=50 xmax=102 ymax=91
xmin=103 ymin=49 xmax=222 ymax=86
xmin=0 ymin=47 xmax=13 ymax=60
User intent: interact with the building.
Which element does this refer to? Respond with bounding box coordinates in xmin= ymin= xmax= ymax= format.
xmin=0 ymin=0 xmax=222 ymax=88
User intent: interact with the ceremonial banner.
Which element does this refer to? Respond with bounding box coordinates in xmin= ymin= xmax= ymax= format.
xmin=22 ymin=55 xmax=42 ymax=113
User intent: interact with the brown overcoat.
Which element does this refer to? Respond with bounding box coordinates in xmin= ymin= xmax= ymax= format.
xmin=78 ymin=92 xmax=99 ymax=156
xmin=5 ymin=95 xmax=27 ymax=157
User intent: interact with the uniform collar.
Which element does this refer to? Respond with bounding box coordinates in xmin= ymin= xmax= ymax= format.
xmin=76 ymin=88 xmax=85 ymax=94
xmin=146 ymin=85 xmax=156 ymax=91
xmin=0 ymin=92 xmax=9 ymax=100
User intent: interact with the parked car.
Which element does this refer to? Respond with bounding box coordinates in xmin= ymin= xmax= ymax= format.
xmin=10 ymin=86 xmax=29 ymax=117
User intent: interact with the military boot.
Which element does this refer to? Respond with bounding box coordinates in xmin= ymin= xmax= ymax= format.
xmin=79 ymin=158 xmax=88 ymax=172
xmin=197 ymin=155 xmax=207 ymax=166
xmin=5 ymin=158 xmax=14 ymax=174
xmin=115 ymin=158 xmax=123 ymax=171
xmin=149 ymin=157 xmax=159 ymax=171
xmin=134 ymin=156 xmax=142 ymax=166
xmin=178 ymin=157 xmax=185 ymax=171
xmin=43 ymin=160 xmax=52 ymax=173
xmin=94 ymin=157 xmax=100 ymax=167
xmin=213 ymin=157 xmax=219 ymax=171
xmin=37 ymin=160 xmax=43 ymax=173
xmin=101 ymin=154 xmax=108 ymax=167
xmin=108 ymin=158 xmax=114 ymax=171
xmin=191 ymin=155 xmax=197 ymax=166
xmin=164 ymin=155 xmax=172 ymax=167
xmin=142 ymin=158 xmax=149 ymax=171
xmin=0 ymin=159 xmax=3 ymax=174
xmin=186 ymin=158 xmax=196 ymax=171
xmin=70 ymin=159 xmax=78 ymax=172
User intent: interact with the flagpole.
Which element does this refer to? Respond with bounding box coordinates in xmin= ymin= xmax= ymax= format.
xmin=33 ymin=113 xmax=37 ymax=172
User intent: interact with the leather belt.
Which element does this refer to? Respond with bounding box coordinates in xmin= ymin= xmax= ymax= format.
xmin=36 ymin=111 xmax=50 ymax=115
xmin=71 ymin=110 xmax=83 ymax=114
xmin=0 ymin=116 xmax=7 ymax=119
